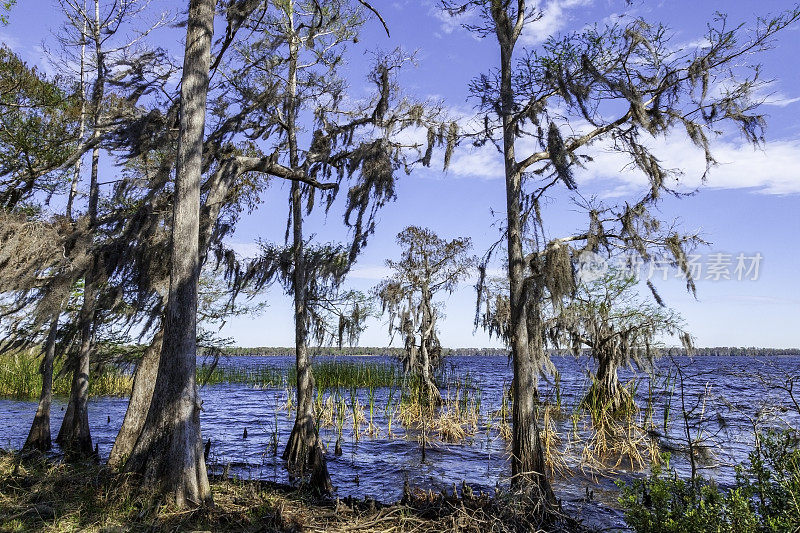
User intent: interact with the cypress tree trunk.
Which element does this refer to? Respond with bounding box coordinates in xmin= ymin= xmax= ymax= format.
xmin=404 ymin=340 xmax=417 ymax=374
xmin=108 ymin=328 xmax=163 ymax=468
xmin=497 ymin=24 xmax=553 ymax=499
xmin=24 ymin=318 xmax=59 ymax=452
xmin=123 ymin=0 xmax=214 ymax=507
xmin=65 ymin=13 xmax=86 ymax=221
xmin=109 ymin=85 xmax=238 ymax=469
xmin=280 ymin=4 xmax=331 ymax=493
xmin=283 ymin=179 xmax=332 ymax=493
xmin=56 ymin=148 xmax=100 ymax=457
xmin=55 ymin=315 xmax=93 ymax=456
xmin=591 ymin=350 xmax=626 ymax=414
xmin=58 ymin=1 xmax=106 ymax=458
xmin=418 ymin=291 xmax=441 ymax=405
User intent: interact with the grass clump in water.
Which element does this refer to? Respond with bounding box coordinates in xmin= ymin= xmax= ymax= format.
xmin=292 ymin=361 xmax=402 ymax=390
xmin=197 ymin=363 xmax=283 ymax=388
xmin=196 ymin=360 xmax=402 ymax=390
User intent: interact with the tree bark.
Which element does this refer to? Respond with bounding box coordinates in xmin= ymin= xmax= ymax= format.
xmin=108 ymin=328 xmax=163 ymax=468
xmin=123 ymin=0 xmax=214 ymax=508
xmin=109 ymin=95 xmax=240 ymax=469
xmin=589 ymin=350 xmax=627 ymax=414
xmin=281 ymin=9 xmax=331 ymax=492
xmin=496 ymin=15 xmax=553 ymax=499
xmin=418 ymin=289 xmax=441 ymax=405
xmin=24 ymin=318 xmax=59 ymax=452
xmin=65 ymin=13 xmax=87 ymax=221
xmin=283 ymin=171 xmax=332 ymax=494
xmin=56 ymin=150 xmax=100 ymax=458
xmin=58 ymin=0 xmax=106 ymax=458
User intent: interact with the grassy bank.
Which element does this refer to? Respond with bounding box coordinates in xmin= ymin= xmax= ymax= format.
xmin=0 ymin=451 xmax=576 ymax=532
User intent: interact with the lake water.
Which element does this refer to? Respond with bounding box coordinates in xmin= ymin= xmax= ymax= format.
xmin=2 ymin=354 xmax=799 ymax=529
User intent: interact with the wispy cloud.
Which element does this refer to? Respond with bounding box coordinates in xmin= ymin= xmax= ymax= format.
xmin=348 ymin=265 xmax=392 ymax=281
xmin=0 ymin=29 xmax=21 ymax=50
xmin=520 ymin=0 xmax=594 ymax=46
xmin=442 ymin=120 xmax=800 ymax=196
xmin=760 ymin=92 xmax=800 ymax=108
xmin=578 ymin=134 xmax=800 ymax=196
xmin=706 ymin=294 xmax=800 ymax=305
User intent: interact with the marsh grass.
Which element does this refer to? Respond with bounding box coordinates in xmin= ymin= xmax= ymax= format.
xmin=580 ymin=377 xmax=639 ymax=422
xmin=0 ymin=350 xmax=132 ymax=399
xmin=297 ymin=361 xmax=401 ymax=391
xmin=198 ymin=360 xmax=402 ymax=391
xmin=197 ymin=363 xmax=283 ymax=387
xmin=2 ymin=347 xmax=673 ymax=484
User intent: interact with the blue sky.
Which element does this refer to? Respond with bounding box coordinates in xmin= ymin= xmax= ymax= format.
xmin=3 ymin=0 xmax=799 ymax=348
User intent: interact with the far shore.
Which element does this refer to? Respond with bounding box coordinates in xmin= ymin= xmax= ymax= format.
xmin=199 ymin=348 xmax=800 ymax=358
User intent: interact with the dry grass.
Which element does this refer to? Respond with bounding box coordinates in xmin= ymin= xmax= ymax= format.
xmin=0 ymin=451 xmax=581 ymax=533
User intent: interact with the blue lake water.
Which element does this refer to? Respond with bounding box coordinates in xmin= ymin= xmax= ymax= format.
xmin=2 ymin=354 xmax=799 ymax=529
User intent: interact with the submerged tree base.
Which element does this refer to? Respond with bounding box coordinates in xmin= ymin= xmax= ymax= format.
xmin=580 ymin=379 xmax=637 ymax=420
xmin=283 ymin=418 xmax=333 ymax=495
xmin=0 ymin=450 xmax=582 ymax=532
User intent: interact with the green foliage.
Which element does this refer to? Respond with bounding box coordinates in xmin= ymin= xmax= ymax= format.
xmin=0 ymin=1 xmax=15 ymax=25
xmin=736 ymin=430 xmax=800 ymax=530
xmin=0 ymin=46 xmax=78 ymax=207
xmin=620 ymin=431 xmax=800 ymax=532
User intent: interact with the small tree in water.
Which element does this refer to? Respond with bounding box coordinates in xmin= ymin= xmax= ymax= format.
xmin=234 ymin=243 xmax=370 ymax=493
xmin=377 ymin=226 xmax=475 ymax=405
xmin=557 ymin=266 xmax=689 ymax=415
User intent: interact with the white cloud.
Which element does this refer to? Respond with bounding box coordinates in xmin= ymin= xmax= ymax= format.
xmin=760 ymin=92 xmax=800 ymax=108
xmin=578 ymin=134 xmax=800 ymax=196
xmin=432 ymin=7 xmax=471 ymax=35
xmin=520 ymin=0 xmax=594 ymax=46
xmin=447 ymin=141 xmax=505 ymax=180
xmin=442 ymin=118 xmax=800 ymax=196
xmin=0 ymin=30 xmax=21 ymax=50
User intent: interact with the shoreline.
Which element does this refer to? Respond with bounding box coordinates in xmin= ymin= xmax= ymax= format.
xmin=0 ymin=451 xmax=581 ymax=532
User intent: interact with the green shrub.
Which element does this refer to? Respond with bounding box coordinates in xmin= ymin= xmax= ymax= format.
xmin=736 ymin=429 xmax=800 ymax=531
xmin=620 ymin=430 xmax=800 ymax=532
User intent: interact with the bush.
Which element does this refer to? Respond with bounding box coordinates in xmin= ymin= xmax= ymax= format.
xmin=736 ymin=430 xmax=800 ymax=531
xmin=619 ymin=430 xmax=800 ymax=532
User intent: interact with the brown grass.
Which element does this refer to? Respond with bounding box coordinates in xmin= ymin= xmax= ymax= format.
xmin=0 ymin=451 xmax=580 ymax=533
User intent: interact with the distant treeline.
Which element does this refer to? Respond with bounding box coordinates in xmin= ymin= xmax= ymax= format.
xmin=665 ymin=346 xmax=800 ymax=357
xmin=197 ymin=346 xmax=510 ymax=357
xmin=198 ymin=346 xmax=799 ymax=358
